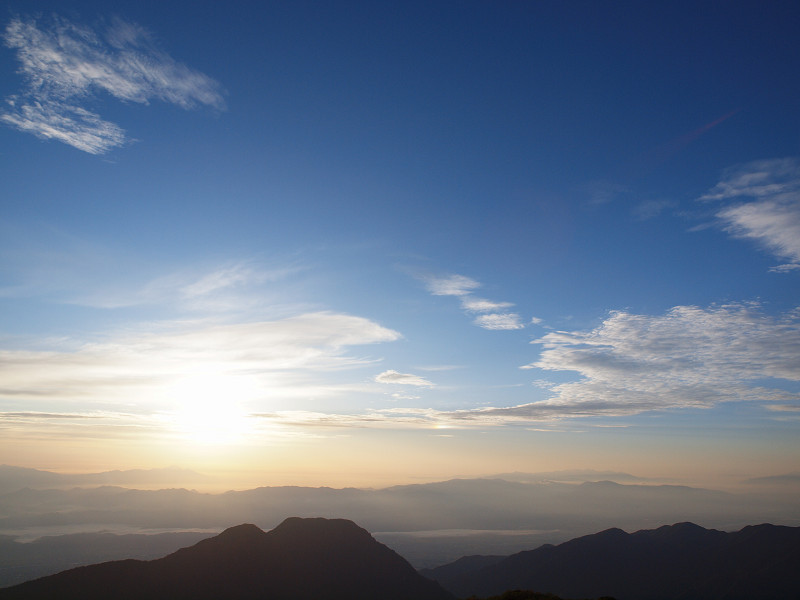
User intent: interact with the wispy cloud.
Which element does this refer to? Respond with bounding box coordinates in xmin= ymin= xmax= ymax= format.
xmin=423 ymin=273 xmax=530 ymax=331
xmin=2 ymin=15 xmax=225 ymax=153
xmin=15 ymin=300 xmax=791 ymax=434
xmin=461 ymin=297 xmax=514 ymax=312
xmin=476 ymin=303 xmax=800 ymax=421
xmin=766 ymin=404 xmax=800 ymax=412
xmin=375 ymin=370 xmax=434 ymax=387
xmin=296 ymin=304 xmax=795 ymax=429
xmin=133 ymin=262 xmax=304 ymax=313
xmin=700 ymin=158 xmax=800 ymax=271
xmin=82 ymin=302 xmax=796 ymax=432
xmin=473 ymin=313 xmax=525 ymax=330
xmin=0 ymin=312 xmax=400 ymax=406
xmin=424 ymin=274 xmax=481 ymax=296
xmin=0 ymin=229 xmax=301 ymax=312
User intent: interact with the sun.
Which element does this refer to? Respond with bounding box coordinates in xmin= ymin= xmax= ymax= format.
xmin=165 ymin=373 xmax=258 ymax=445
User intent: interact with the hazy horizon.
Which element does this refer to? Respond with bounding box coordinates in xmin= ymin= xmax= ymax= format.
xmin=2 ymin=464 xmax=798 ymax=575
xmin=1 ymin=1 xmax=798 ymax=506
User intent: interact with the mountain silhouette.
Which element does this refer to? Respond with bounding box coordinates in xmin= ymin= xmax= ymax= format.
xmin=0 ymin=517 xmax=454 ymax=600
xmin=423 ymin=522 xmax=800 ymax=600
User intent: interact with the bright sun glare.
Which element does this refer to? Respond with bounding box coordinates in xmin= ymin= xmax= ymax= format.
xmin=166 ymin=373 xmax=257 ymax=445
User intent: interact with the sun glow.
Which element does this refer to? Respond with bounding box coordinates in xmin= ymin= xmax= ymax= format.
xmin=166 ymin=373 xmax=259 ymax=445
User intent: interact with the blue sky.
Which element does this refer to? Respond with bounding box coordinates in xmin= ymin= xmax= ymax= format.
xmin=1 ymin=0 xmax=798 ymax=488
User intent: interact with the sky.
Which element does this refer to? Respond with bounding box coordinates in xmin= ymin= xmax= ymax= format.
xmin=0 ymin=0 xmax=799 ymax=490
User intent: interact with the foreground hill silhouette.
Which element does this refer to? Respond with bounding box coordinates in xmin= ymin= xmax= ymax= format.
xmin=423 ymin=522 xmax=800 ymax=600
xmin=0 ymin=517 xmax=453 ymax=600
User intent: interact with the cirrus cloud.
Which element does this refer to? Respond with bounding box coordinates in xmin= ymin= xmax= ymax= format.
xmin=424 ymin=274 xmax=481 ymax=296
xmin=701 ymin=158 xmax=800 ymax=271
xmin=473 ymin=313 xmax=525 ymax=330
xmin=374 ymin=370 xmax=434 ymax=387
xmin=480 ymin=303 xmax=800 ymax=421
xmin=0 ymin=312 xmax=401 ymax=406
xmin=2 ymin=15 xmax=225 ymax=154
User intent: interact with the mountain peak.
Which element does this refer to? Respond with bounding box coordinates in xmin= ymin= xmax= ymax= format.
xmin=272 ymin=516 xmax=369 ymax=537
xmin=219 ymin=522 xmax=262 ymax=534
xmin=215 ymin=523 xmax=266 ymax=541
xmin=0 ymin=517 xmax=454 ymax=600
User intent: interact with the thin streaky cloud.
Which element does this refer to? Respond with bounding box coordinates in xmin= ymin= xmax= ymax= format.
xmin=0 ymin=312 xmax=401 ymax=405
xmin=180 ymin=264 xmax=259 ymax=298
xmin=424 ymin=273 xmax=481 ymax=296
xmin=766 ymin=404 xmax=800 ymax=412
xmin=0 ymin=99 xmax=126 ymax=154
xmin=700 ymin=158 xmax=800 ymax=270
xmin=503 ymin=303 xmax=800 ymax=419
xmin=717 ymin=198 xmax=800 ymax=268
xmin=201 ymin=302 xmax=800 ymax=430
xmin=461 ymin=297 xmax=514 ymax=312
xmin=474 ymin=313 xmax=525 ymax=330
xmin=699 ymin=158 xmax=800 ymax=202
xmin=2 ymin=15 xmax=225 ymax=153
xmin=375 ymin=370 xmax=434 ymax=387
xmin=336 ymin=303 xmax=800 ymax=427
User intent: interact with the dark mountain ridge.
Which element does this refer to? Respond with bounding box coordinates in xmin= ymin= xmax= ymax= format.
xmin=0 ymin=518 xmax=453 ymax=600
xmin=423 ymin=521 xmax=800 ymax=600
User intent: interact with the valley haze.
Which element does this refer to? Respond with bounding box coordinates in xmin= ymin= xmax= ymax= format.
xmin=0 ymin=465 xmax=798 ymax=585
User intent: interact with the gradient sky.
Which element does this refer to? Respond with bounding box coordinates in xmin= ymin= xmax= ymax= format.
xmin=1 ymin=0 xmax=799 ymax=489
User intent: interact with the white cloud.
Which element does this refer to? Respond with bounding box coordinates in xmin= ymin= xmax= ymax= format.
xmin=717 ymin=199 xmax=800 ymax=268
xmin=307 ymin=303 xmax=798 ymax=428
xmin=0 ymin=312 xmax=401 ymax=405
xmin=423 ymin=272 xmax=527 ymax=331
xmin=106 ymin=303 xmax=797 ymax=431
xmin=473 ymin=313 xmax=525 ymax=330
xmin=374 ymin=370 xmax=434 ymax=386
xmin=424 ymin=274 xmax=481 ymax=296
xmin=391 ymin=392 xmax=421 ymax=400
xmin=477 ymin=303 xmax=800 ymax=421
xmin=461 ymin=297 xmax=514 ymax=312
xmin=700 ymin=158 xmax=800 ymax=270
xmin=2 ymin=15 xmax=225 ymax=153
xmin=699 ymin=158 xmax=800 ymax=201
xmin=1 ymin=99 xmax=126 ymax=154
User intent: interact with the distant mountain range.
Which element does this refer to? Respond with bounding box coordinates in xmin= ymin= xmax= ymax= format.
xmin=422 ymin=522 xmax=800 ymax=600
xmin=484 ymin=469 xmax=651 ymax=484
xmin=0 ymin=518 xmax=454 ymax=600
xmin=0 ymin=466 xmax=208 ymax=495
xmin=1 ymin=468 xmax=798 ymax=575
xmin=2 ymin=475 xmax=794 ymax=536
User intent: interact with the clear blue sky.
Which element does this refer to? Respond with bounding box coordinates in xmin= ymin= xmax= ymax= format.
xmin=1 ymin=0 xmax=798 ymax=488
